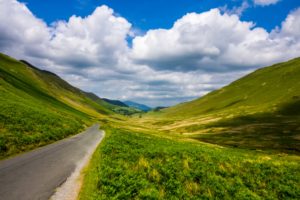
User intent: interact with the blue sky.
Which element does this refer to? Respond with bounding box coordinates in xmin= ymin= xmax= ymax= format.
xmin=20 ymin=0 xmax=299 ymax=32
xmin=1 ymin=0 xmax=300 ymax=107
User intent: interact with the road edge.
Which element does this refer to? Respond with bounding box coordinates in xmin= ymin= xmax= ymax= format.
xmin=50 ymin=129 xmax=105 ymax=200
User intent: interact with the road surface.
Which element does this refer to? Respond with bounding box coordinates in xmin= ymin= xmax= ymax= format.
xmin=0 ymin=124 xmax=104 ymax=200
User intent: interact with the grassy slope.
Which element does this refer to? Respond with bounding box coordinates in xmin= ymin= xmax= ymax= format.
xmin=139 ymin=58 xmax=300 ymax=153
xmin=19 ymin=60 xmax=112 ymax=116
xmin=158 ymin=57 xmax=300 ymax=118
xmin=0 ymin=53 xmax=114 ymax=158
xmin=80 ymin=121 xmax=300 ymax=200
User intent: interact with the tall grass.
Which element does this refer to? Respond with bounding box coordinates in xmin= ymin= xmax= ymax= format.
xmin=80 ymin=124 xmax=300 ymax=199
xmin=0 ymin=89 xmax=87 ymax=158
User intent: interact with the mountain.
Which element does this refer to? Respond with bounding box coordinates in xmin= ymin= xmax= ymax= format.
xmin=146 ymin=57 xmax=300 ymax=153
xmin=102 ymin=98 xmax=128 ymax=107
xmin=83 ymin=93 xmax=141 ymax=116
xmin=0 ymin=53 xmax=125 ymax=158
xmin=124 ymin=101 xmax=152 ymax=112
xmin=158 ymin=57 xmax=300 ymax=118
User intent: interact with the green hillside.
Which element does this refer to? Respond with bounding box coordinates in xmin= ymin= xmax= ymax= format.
xmin=0 ymin=53 xmax=116 ymax=158
xmin=159 ymin=57 xmax=300 ymax=118
xmin=18 ymin=60 xmax=113 ymax=116
xmin=140 ymin=58 xmax=300 ymax=153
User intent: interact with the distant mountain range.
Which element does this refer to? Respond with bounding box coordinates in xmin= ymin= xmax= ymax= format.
xmin=124 ymin=101 xmax=152 ymax=112
xmin=101 ymin=98 xmax=152 ymax=112
xmin=102 ymin=98 xmax=128 ymax=107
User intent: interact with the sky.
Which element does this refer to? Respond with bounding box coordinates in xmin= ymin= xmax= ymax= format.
xmin=0 ymin=0 xmax=300 ymax=107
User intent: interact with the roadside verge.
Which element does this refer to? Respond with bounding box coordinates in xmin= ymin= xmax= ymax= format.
xmin=50 ymin=129 xmax=105 ymax=200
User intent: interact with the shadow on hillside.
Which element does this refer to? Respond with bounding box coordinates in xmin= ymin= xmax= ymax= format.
xmin=190 ymin=103 xmax=300 ymax=154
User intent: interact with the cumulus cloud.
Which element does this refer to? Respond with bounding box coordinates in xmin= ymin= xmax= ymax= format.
xmin=49 ymin=7 xmax=131 ymax=69
xmin=278 ymin=8 xmax=300 ymax=40
xmin=0 ymin=0 xmax=50 ymax=59
xmin=131 ymin=8 xmax=300 ymax=73
xmin=0 ymin=0 xmax=131 ymax=71
xmin=253 ymin=0 xmax=280 ymax=6
xmin=0 ymin=0 xmax=300 ymax=107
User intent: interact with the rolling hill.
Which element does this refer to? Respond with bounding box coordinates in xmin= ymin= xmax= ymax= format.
xmin=0 ymin=53 xmax=126 ymax=158
xmin=143 ymin=57 xmax=300 ymax=153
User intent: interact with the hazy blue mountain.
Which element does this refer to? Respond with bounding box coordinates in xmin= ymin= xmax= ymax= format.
xmin=124 ymin=101 xmax=152 ymax=111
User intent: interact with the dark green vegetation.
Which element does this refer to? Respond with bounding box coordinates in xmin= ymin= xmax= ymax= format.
xmin=143 ymin=58 xmax=300 ymax=154
xmin=0 ymin=53 xmax=134 ymax=159
xmin=80 ymin=124 xmax=300 ymax=199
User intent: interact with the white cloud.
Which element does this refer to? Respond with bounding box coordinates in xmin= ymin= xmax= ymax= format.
xmin=131 ymin=8 xmax=300 ymax=73
xmin=0 ymin=0 xmax=300 ymax=107
xmin=49 ymin=6 xmax=131 ymax=69
xmin=0 ymin=0 xmax=50 ymax=59
xmin=253 ymin=0 xmax=280 ymax=6
xmin=278 ymin=8 xmax=300 ymax=40
xmin=0 ymin=0 xmax=131 ymax=71
xmin=220 ymin=0 xmax=250 ymax=16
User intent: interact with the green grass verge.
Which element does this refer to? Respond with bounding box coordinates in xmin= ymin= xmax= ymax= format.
xmin=80 ymin=125 xmax=300 ymax=199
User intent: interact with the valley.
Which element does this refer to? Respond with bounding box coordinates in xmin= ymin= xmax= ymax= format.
xmin=0 ymin=53 xmax=299 ymax=199
xmin=1 ymin=1 xmax=300 ymax=199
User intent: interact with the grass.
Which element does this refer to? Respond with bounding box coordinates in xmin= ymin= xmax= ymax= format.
xmin=0 ymin=65 xmax=90 ymax=158
xmin=154 ymin=57 xmax=300 ymax=119
xmin=0 ymin=87 xmax=86 ymax=158
xmin=179 ymin=113 xmax=300 ymax=154
xmin=128 ymin=111 xmax=300 ymax=155
xmin=80 ymin=122 xmax=300 ymax=199
xmin=133 ymin=57 xmax=300 ymax=154
xmin=80 ymin=57 xmax=300 ymax=199
xmin=1 ymin=53 xmax=300 ymax=199
xmin=0 ymin=53 xmax=110 ymax=159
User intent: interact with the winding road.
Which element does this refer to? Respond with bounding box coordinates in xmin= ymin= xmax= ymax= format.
xmin=0 ymin=124 xmax=104 ymax=200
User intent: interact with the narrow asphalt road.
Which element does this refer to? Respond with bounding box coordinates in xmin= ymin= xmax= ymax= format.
xmin=0 ymin=124 xmax=104 ymax=200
